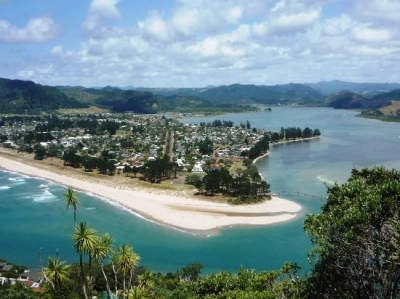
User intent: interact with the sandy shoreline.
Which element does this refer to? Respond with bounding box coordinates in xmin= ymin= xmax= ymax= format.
xmin=0 ymin=152 xmax=302 ymax=234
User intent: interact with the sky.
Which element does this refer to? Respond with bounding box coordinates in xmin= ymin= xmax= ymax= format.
xmin=0 ymin=0 xmax=399 ymax=88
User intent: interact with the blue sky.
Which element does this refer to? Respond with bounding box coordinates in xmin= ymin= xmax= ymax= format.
xmin=0 ymin=0 xmax=399 ymax=87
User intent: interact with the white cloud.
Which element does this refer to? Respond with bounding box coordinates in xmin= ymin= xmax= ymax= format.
xmin=353 ymin=0 xmax=400 ymax=24
xmin=270 ymin=10 xmax=320 ymax=33
xmin=9 ymin=0 xmax=400 ymax=87
xmin=51 ymin=45 xmax=63 ymax=55
xmin=83 ymin=0 xmax=121 ymax=30
xmin=138 ymin=11 xmax=171 ymax=43
xmin=352 ymin=26 xmax=392 ymax=43
xmin=0 ymin=17 xmax=60 ymax=42
xmin=321 ymin=14 xmax=352 ymax=36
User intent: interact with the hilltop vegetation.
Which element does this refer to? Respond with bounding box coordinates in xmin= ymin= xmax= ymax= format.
xmin=321 ymin=88 xmax=400 ymax=109
xmin=0 ymin=78 xmax=88 ymax=114
xmin=139 ymin=83 xmax=323 ymax=105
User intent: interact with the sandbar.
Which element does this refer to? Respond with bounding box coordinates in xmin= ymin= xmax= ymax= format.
xmin=0 ymin=152 xmax=302 ymax=234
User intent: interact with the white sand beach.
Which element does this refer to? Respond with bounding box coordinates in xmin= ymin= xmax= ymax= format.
xmin=0 ymin=154 xmax=301 ymax=233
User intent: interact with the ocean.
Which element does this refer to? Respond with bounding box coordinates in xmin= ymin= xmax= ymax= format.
xmin=1 ymin=107 xmax=400 ymax=274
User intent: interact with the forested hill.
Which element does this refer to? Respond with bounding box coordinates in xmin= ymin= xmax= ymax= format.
xmin=322 ymin=89 xmax=400 ymax=109
xmin=138 ymin=83 xmax=324 ymax=105
xmin=0 ymin=78 xmax=88 ymax=114
xmin=2 ymin=77 xmax=400 ymax=114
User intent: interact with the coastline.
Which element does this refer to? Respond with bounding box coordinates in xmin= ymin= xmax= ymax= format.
xmin=253 ymin=136 xmax=320 ymax=165
xmin=0 ymin=149 xmax=301 ymax=234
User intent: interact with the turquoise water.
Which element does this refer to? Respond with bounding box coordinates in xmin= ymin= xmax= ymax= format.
xmin=1 ymin=107 xmax=400 ymax=273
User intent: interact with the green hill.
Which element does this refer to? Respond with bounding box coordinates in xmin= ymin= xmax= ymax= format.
xmin=139 ymin=83 xmax=323 ymax=105
xmin=323 ymin=89 xmax=399 ymax=109
xmin=0 ymin=78 xmax=88 ymax=114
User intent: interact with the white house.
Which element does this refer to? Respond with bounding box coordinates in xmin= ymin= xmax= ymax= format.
xmin=191 ymin=163 xmax=204 ymax=173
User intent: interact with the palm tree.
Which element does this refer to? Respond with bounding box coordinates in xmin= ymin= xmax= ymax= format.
xmin=64 ymin=187 xmax=80 ymax=227
xmin=111 ymin=253 xmax=121 ymax=298
xmin=72 ymin=222 xmax=97 ymax=299
xmin=42 ymin=256 xmax=70 ymax=298
xmin=114 ymin=244 xmax=140 ymax=297
xmin=137 ymin=269 xmax=157 ymax=298
xmin=92 ymin=233 xmax=114 ymax=299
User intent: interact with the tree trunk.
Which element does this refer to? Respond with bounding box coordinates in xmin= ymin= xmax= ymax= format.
xmin=122 ymin=269 xmax=126 ymax=295
xmin=112 ymin=262 xmax=119 ymax=298
xmin=100 ymin=263 xmax=113 ymax=299
xmin=79 ymin=254 xmax=89 ymax=299
xmin=128 ymin=267 xmax=134 ymax=290
xmin=88 ymin=254 xmax=93 ymax=294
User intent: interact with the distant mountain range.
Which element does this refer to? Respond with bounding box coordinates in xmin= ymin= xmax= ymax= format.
xmin=1 ymin=78 xmax=400 ymax=114
xmin=305 ymin=80 xmax=400 ymax=96
xmin=137 ymin=83 xmax=323 ymax=105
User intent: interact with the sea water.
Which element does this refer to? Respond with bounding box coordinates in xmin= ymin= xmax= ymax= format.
xmin=1 ymin=107 xmax=400 ymax=274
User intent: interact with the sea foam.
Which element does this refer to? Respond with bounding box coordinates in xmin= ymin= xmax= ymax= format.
xmin=32 ymin=189 xmax=57 ymax=203
xmin=317 ymin=175 xmax=335 ymax=185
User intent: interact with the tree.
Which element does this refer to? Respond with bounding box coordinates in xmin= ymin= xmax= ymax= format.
xmin=63 ymin=187 xmax=80 ymax=228
xmin=42 ymin=256 xmax=70 ymax=298
xmin=197 ymin=137 xmax=213 ymax=155
xmin=92 ymin=233 xmax=114 ymax=299
xmin=34 ymin=144 xmax=47 ymax=160
xmin=304 ymin=166 xmax=400 ymax=298
xmin=302 ymin=127 xmax=313 ymax=138
xmin=179 ymin=262 xmax=203 ymax=282
xmin=114 ymin=244 xmax=140 ymax=296
xmin=185 ymin=174 xmax=204 ymax=191
xmin=72 ymin=222 xmax=97 ymax=299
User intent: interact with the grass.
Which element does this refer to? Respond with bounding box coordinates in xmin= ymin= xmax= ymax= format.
xmin=56 ymin=106 xmax=109 ymax=114
xmin=228 ymin=160 xmax=245 ymax=176
xmin=379 ymin=101 xmax=400 ymax=115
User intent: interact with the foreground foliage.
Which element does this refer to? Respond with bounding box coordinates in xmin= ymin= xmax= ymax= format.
xmin=304 ymin=166 xmax=400 ymax=298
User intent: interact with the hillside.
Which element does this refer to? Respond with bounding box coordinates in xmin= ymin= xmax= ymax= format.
xmin=139 ymin=83 xmax=323 ymax=105
xmin=358 ymin=89 xmax=400 ymax=121
xmin=306 ymin=80 xmax=400 ymax=96
xmin=0 ymin=78 xmax=88 ymax=114
xmin=2 ymin=77 xmax=400 ymax=114
xmin=322 ymin=89 xmax=398 ymax=109
xmin=323 ymin=91 xmax=367 ymax=109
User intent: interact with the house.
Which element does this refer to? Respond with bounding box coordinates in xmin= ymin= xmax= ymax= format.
xmin=2 ymin=140 xmax=16 ymax=148
xmin=0 ymin=262 xmax=13 ymax=273
xmin=191 ymin=163 xmax=204 ymax=173
xmin=18 ymin=269 xmax=43 ymax=284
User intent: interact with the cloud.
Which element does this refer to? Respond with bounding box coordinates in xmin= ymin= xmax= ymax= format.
xmin=138 ymin=11 xmax=171 ymax=43
xmin=352 ymin=26 xmax=392 ymax=43
xmin=10 ymin=0 xmax=400 ymax=87
xmin=83 ymin=0 xmax=121 ymax=30
xmin=353 ymin=0 xmax=400 ymax=24
xmin=0 ymin=17 xmax=60 ymax=42
xmin=270 ymin=10 xmax=320 ymax=33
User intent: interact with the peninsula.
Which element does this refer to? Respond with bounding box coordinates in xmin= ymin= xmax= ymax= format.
xmin=0 ymin=113 xmax=324 ymax=233
xmin=0 ymin=150 xmax=301 ymax=233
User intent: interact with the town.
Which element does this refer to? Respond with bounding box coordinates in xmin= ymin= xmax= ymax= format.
xmin=0 ymin=112 xmax=320 ymax=202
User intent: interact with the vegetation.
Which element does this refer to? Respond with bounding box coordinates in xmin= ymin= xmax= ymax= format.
xmin=303 ymin=166 xmax=400 ymax=298
xmin=0 ymin=78 xmax=88 ymax=114
xmin=360 ymin=100 xmax=400 ymax=122
xmin=2 ymin=77 xmax=400 ymax=115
